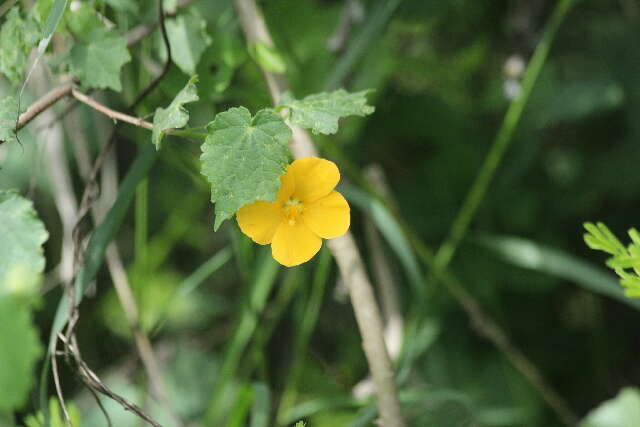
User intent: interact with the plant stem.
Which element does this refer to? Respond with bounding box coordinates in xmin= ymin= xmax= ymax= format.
xmin=433 ymin=0 xmax=575 ymax=272
xmin=234 ymin=1 xmax=405 ymax=425
xmin=71 ymin=89 xmax=154 ymax=130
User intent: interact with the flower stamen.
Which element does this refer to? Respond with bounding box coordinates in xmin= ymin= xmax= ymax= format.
xmin=284 ymin=198 xmax=304 ymax=225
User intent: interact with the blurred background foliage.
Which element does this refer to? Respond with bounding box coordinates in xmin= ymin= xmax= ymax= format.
xmin=2 ymin=0 xmax=640 ymax=426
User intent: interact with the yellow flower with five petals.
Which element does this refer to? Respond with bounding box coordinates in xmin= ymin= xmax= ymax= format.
xmin=237 ymin=157 xmax=350 ymax=266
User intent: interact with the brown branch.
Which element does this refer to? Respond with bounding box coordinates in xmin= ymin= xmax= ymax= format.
xmin=71 ymin=89 xmax=153 ymax=130
xmin=234 ymin=1 xmax=405 ymax=426
xmin=14 ymin=82 xmax=73 ymax=133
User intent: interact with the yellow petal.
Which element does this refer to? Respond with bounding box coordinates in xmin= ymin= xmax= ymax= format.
xmin=289 ymin=157 xmax=340 ymax=202
xmin=302 ymin=191 xmax=350 ymax=239
xmin=271 ymin=220 xmax=322 ymax=267
xmin=276 ymin=167 xmax=296 ymax=204
xmin=236 ymin=201 xmax=283 ymax=244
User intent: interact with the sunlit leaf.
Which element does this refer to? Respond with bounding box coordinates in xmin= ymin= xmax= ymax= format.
xmin=279 ymin=89 xmax=374 ymax=135
xmin=200 ymin=106 xmax=291 ymax=230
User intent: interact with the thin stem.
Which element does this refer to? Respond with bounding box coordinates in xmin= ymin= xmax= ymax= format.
xmin=12 ymin=82 xmax=74 ymax=134
xmin=234 ymin=1 xmax=405 ymax=425
xmin=433 ymin=0 xmax=575 ymax=272
xmin=71 ymin=89 xmax=154 ymax=130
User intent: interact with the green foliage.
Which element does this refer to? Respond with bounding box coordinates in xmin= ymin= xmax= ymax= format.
xmin=0 ymin=191 xmax=48 ymax=290
xmin=164 ymin=10 xmax=212 ymax=75
xmin=278 ymin=89 xmax=374 ymax=135
xmin=0 ymin=8 xmax=41 ymax=84
xmin=583 ymin=222 xmax=640 ymax=297
xmin=580 ymin=388 xmax=640 ymax=427
xmin=24 ymin=397 xmax=81 ymax=427
xmin=200 ymin=107 xmax=292 ymax=230
xmin=0 ymin=298 xmax=42 ymax=413
xmin=152 ymin=76 xmax=199 ymax=149
xmin=0 ymin=96 xmax=18 ymax=145
xmin=68 ymin=29 xmax=131 ymax=91
xmin=248 ymin=41 xmax=286 ymax=74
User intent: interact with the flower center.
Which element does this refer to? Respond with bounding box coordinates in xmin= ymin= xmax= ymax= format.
xmin=284 ymin=198 xmax=304 ymax=225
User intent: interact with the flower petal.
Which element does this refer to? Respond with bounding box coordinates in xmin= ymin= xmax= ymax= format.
xmin=236 ymin=201 xmax=283 ymax=244
xmin=302 ymin=191 xmax=350 ymax=239
xmin=271 ymin=220 xmax=322 ymax=267
xmin=276 ymin=167 xmax=296 ymax=204
xmin=289 ymin=157 xmax=340 ymax=202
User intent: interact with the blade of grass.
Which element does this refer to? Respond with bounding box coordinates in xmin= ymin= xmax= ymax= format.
xmin=177 ymin=247 xmax=233 ymax=296
xmin=478 ymin=234 xmax=640 ymax=311
xmin=323 ymin=0 xmax=402 ymax=91
xmin=135 ymin=178 xmax=149 ymax=273
xmin=205 ymin=248 xmax=280 ymax=424
xmin=250 ymin=383 xmax=271 ymax=427
xmin=227 ymin=384 xmax=255 ymax=427
xmin=276 ymin=248 xmax=332 ymax=424
xmin=433 ymin=0 xmax=576 ymax=272
xmin=341 ymin=185 xmax=424 ymax=297
xmin=40 ymin=143 xmax=157 ymax=425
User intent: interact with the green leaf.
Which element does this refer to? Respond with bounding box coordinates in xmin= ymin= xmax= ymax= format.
xmin=480 ymin=234 xmax=640 ymax=310
xmin=0 ymin=96 xmax=19 ymax=145
xmin=164 ymin=11 xmax=212 ymax=75
xmin=581 ymin=388 xmax=640 ymax=427
xmin=0 ymin=297 xmax=43 ymax=413
xmin=249 ymin=41 xmax=286 ymax=74
xmin=152 ymin=76 xmax=199 ymax=149
xmin=279 ymin=89 xmax=374 ymax=135
xmin=69 ymin=29 xmax=131 ymax=91
xmin=24 ymin=398 xmax=81 ymax=427
xmin=104 ymin=0 xmax=139 ymax=14
xmin=0 ymin=190 xmax=48 ymax=294
xmin=64 ymin=2 xmax=102 ymax=41
xmin=200 ymin=106 xmax=291 ymax=230
xmin=0 ymin=8 xmax=41 ymax=84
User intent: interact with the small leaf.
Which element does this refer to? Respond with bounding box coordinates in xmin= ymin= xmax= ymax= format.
xmin=0 ymin=297 xmax=43 ymax=413
xmin=581 ymin=387 xmax=640 ymax=427
xmin=249 ymin=41 xmax=286 ymax=74
xmin=279 ymin=89 xmax=375 ymax=135
xmin=0 ymin=190 xmax=48 ymax=293
xmin=69 ymin=29 xmax=131 ymax=91
xmin=200 ymin=107 xmax=291 ymax=230
xmin=0 ymin=8 xmax=41 ymax=84
xmin=164 ymin=10 xmax=212 ymax=75
xmin=152 ymin=76 xmax=199 ymax=149
xmin=0 ymin=96 xmax=19 ymax=145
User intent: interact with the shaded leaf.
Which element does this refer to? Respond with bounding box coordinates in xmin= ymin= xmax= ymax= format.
xmin=0 ymin=190 xmax=48 ymax=293
xmin=249 ymin=41 xmax=286 ymax=74
xmin=0 ymin=8 xmax=41 ymax=84
xmin=0 ymin=297 xmax=42 ymax=412
xmin=279 ymin=89 xmax=374 ymax=135
xmin=164 ymin=11 xmax=212 ymax=75
xmin=152 ymin=76 xmax=199 ymax=149
xmin=69 ymin=29 xmax=131 ymax=91
xmin=200 ymin=107 xmax=291 ymax=230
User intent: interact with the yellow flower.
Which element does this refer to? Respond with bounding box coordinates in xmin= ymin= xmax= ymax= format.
xmin=237 ymin=157 xmax=350 ymax=267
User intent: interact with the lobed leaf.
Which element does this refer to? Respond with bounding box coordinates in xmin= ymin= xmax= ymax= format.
xmin=200 ymin=106 xmax=291 ymax=230
xmin=279 ymin=89 xmax=374 ymax=135
xmin=68 ymin=29 xmax=131 ymax=91
xmin=152 ymin=76 xmax=199 ymax=149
